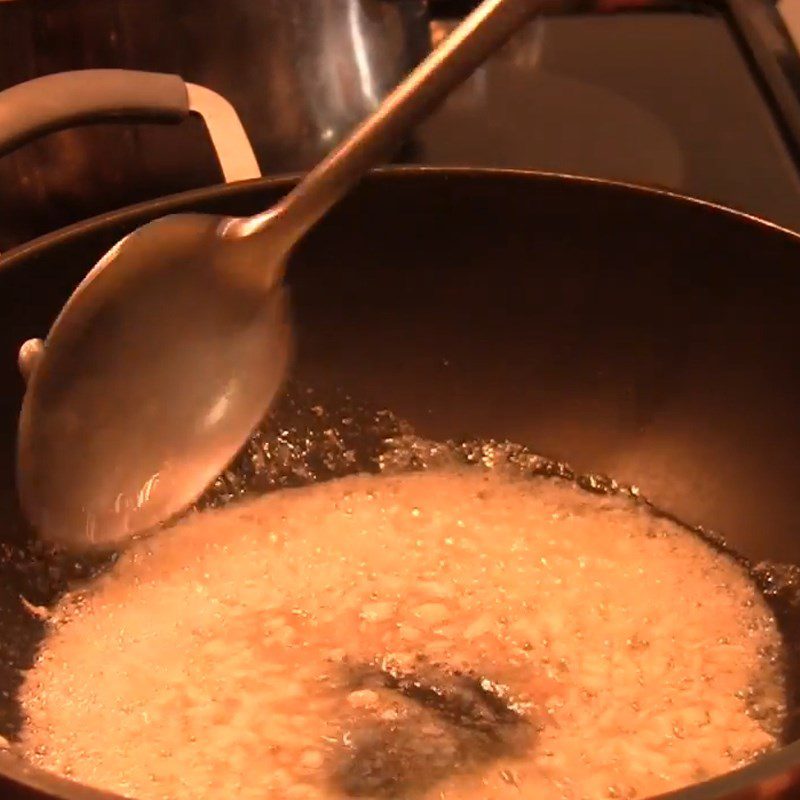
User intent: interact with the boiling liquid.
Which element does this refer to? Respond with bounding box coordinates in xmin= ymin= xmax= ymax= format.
xmin=20 ymin=469 xmax=785 ymax=800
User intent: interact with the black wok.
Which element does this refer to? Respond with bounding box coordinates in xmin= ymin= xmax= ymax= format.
xmin=1 ymin=167 xmax=800 ymax=800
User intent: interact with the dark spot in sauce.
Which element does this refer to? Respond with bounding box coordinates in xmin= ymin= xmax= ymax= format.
xmin=332 ymin=657 xmax=533 ymax=797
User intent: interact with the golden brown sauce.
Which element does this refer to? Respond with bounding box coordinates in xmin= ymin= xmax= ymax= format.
xmin=20 ymin=471 xmax=785 ymax=800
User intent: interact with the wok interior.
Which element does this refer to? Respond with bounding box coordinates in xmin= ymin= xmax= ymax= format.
xmin=1 ymin=170 xmax=800 ymax=791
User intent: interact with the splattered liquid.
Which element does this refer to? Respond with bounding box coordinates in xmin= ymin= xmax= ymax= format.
xmin=20 ymin=470 xmax=785 ymax=800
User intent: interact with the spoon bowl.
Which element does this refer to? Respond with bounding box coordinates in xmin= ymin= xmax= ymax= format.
xmin=18 ymin=214 xmax=291 ymax=548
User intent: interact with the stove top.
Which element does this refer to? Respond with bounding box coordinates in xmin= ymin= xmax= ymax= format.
xmin=405 ymin=1 xmax=800 ymax=231
xmin=1 ymin=0 xmax=799 ymax=249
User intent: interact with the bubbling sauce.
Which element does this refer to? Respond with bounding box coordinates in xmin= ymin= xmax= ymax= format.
xmin=20 ymin=470 xmax=785 ymax=800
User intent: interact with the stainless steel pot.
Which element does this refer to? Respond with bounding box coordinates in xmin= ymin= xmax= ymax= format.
xmin=0 ymin=0 xmax=430 ymax=249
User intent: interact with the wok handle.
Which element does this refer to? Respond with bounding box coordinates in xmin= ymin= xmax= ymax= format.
xmin=0 ymin=69 xmax=261 ymax=183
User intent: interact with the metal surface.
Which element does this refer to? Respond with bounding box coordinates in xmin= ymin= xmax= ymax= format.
xmin=3 ymin=167 xmax=800 ymax=798
xmin=0 ymin=0 xmax=430 ymax=250
xmin=728 ymin=0 xmax=800 ymax=171
xmin=15 ymin=0 xmax=586 ymax=550
xmin=410 ymin=8 xmax=800 ymax=230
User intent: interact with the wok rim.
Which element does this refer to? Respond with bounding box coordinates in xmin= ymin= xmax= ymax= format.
xmin=1 ymin=165 xmax=799 ymax=799
xmin=2 ymin=165 xmax=800 ymax=272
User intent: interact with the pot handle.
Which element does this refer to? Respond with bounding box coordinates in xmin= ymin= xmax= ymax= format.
xmin=0 ymin=69 xmax=261 ymax=183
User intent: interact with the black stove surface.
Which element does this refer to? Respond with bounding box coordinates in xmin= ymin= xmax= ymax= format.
xmin=407 ymin=5 xmax=800 ymax=231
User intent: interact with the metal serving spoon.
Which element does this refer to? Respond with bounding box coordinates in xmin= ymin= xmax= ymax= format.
xmin=16 ymin=0 xmax=623 ymax=551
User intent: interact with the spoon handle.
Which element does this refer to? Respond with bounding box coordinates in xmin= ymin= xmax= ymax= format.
xmin=244 ymin=0 xmax=596 ymax=245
